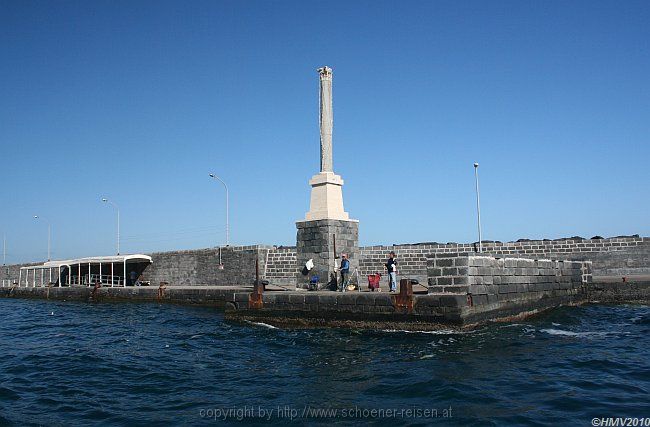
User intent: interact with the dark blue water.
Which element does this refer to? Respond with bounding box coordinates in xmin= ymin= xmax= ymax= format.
xmin=0 ymin=299 xmax=648 ymax=426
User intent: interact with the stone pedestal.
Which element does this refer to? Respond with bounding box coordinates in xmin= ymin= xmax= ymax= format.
xmin=296 ymin=219 xmax=359 ymax=288
xmin=305 ymin=172 xmax=349 ymax=221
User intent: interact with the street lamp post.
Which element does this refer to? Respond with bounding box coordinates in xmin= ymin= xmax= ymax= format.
xmin=33 ymin=215 xmax=51 ymax=261
xmin=209 ymin=173 xmax=229 ymax=247
xmin=473 ymin=163 xmax=482 ymax=253
xmin=101 ymin=198 xmax=120 ymax=255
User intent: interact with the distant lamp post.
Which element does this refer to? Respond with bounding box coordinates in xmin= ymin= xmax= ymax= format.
xmin=101 ymin=198 xmax=120 ymax=255
xmin=2 ymin=234 xmax=5 ymax=266
xmin=33 ymin=215 xmax=51 ymax=261
xmin=209 ymin=173 xmax=230 ymax=247
xmin=473 ymin=163 xmax=482 ymax=253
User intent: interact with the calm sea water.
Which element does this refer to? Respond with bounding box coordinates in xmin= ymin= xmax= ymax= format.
xmin=0 ymin=298 xmax=648 ymax=426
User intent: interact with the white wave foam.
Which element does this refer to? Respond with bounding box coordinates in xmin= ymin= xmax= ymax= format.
xmin=540 ymin=328 xmax=613 ymax=338
xmin=540 ymin=328 xmax=581 ymax=336
xmin=502 ymin=323 xmax=525 ymax=328
xmin=381 ymin=329 xmax=461 ymax=335
xmin=247 ymin=321 xmax=278 ymax=329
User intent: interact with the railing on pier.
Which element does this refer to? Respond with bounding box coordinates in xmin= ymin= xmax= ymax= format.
xmin=70 ymin=274 xmax=123 ymax=287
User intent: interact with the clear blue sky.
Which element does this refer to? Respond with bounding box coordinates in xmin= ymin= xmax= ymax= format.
xmin=1 ymin=0 xmax=649 ymax=263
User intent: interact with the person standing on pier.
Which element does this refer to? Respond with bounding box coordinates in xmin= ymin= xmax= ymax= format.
xmin=385 ymin=251 xmax=397 ymax=292
xmin=339 ymin=254 xmax=350 ymax=292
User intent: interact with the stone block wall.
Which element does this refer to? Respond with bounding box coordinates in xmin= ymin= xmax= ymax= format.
xmin=226 ymin=255 xmax=591 ymax=327
xmin=540 ymin=246 xmax=650 ymax=277
xmin=0 ymin=262 xmax=39 ymax=286
xmin=262 ymin=237 xmax=649 ymax=286
xmin=427 ymin=253 xmax=592 ymax=307
xmin=3 ymin=236 xmax=647 ymax=289
xmin=1 ymin=246 xmax=272 ymax=288
xmin=359 ymin=245 xmax=429 ymax=288
xmin=264 ymin=247 xmax=297 ymax=288
xmin=295 ymin=219 xmax=359 ymax=288
xmin=480 ymin=237 xmax=648 ymax=258
xmin=142 ymin=245 xmax=272 ymax=286
xmin=225 ymin=291 xmax=466 ymax=327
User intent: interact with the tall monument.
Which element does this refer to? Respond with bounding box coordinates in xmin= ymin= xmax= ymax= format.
xmin=304 ymin=66 xmax=349 ymax=221
xmin=319 ymin=66 xmax=333 ymax=173
xmin=296 ymin=66 xmax=359 ymax=288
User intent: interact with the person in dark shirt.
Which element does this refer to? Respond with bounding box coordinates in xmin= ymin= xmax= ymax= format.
xmin=339 ymin=254 xmax=350 ymax=292
xmin=385 ymin=251 xmax=397 ymax=292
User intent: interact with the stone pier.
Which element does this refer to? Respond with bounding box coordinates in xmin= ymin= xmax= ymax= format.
xmin=224 ymin=254 xmax=608 ymax=329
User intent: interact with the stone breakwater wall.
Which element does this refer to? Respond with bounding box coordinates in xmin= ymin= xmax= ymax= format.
xmin=1 ymin=246 xmax=271 ymax=288
xmin=264 ymin=247 xmax=298 ymax=288
xmin=2 ymin=237 xmax=647 ymax=288
xmin=143 ymin=245 xmax=271 ymax=286
xmin=1 ymin=246 xmax=272 ymax=288
xmin=1 ymin=262 xmax=39 ymax=286
xmin=586 ymin=280 xmax=650 ymax=304
xmin=225 ymin=254 xmax=595 ymax=328
xmin=3 ymin=253 xmax=648 ymax=330
xmin=0 ymin=285 xmax=245 ymax=307
xmin=225 ymin=291 xmax=467 ymax=328
xmin=427 ymin=254 xmax=591 ymax=314
xmin=263 ymin=236 xmax=650 ymax=287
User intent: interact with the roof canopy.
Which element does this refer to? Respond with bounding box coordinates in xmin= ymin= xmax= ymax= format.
xmin=21 ymin=254 xmax=153 ymax=270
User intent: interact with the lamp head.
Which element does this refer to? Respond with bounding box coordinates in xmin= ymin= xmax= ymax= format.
xmin=33 ymin=215 xmax=38 ymax=219
xmin=474 ymin=162 xmax=479 ymax=168
xmin=101 ymin=198 xmax=108 ymax=202
xmin=209 ymin=173 xmax=215 ymax=178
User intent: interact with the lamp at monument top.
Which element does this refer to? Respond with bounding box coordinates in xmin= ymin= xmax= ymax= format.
xmin=209 ymin=173 xmax=230 ymax=247
xmin=33 ymin=215 xmax=51 ymax=261
xmin=101 ymin=197 xmax=120 ymax=255
xmin=473 ymin=163 xmax=482 ymax=253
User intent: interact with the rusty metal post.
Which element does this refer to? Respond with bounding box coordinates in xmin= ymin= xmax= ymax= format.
xmin=400 ymin=278 xmax=413 ymax=298
xmin=394 ymin=278 xmax=414 ymax=312
xmin=249 ymin=258 xmax=263 ymax=309
xmin=158 ymin=281 xmax=168 ymax=301
xmin=91 ymin=281 xmax=102 ymax=302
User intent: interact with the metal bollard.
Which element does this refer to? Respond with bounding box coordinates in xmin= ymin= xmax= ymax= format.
xmin=158 ymin=282 xmax=168 ymax=300
xmin=249 ymin=259 xmax=264 ymax=309
xmin=399 ymin=278 xmax=413 ymax=298
xmin=394 ymin=278 xmax=414 ymax=312
xmin=90 ymin=281 xmax=102 ymax=302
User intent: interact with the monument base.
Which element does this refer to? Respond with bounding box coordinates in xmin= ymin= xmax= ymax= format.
xmin=296 ymin=219 xmax=359 ymax=289
xmin=305 ymin=172 xmax=349 ymax=221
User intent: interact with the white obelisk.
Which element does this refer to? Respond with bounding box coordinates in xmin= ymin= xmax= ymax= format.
xmin=305 ymin=66 xmax=350 ymax=221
